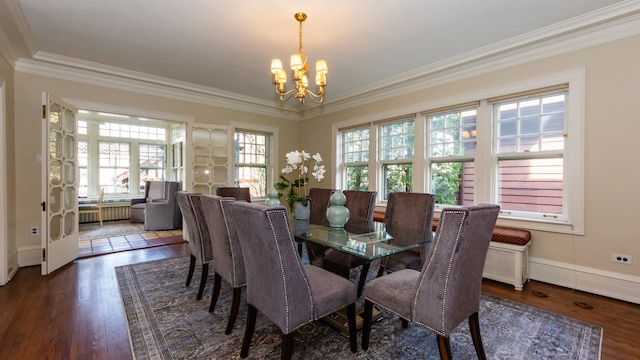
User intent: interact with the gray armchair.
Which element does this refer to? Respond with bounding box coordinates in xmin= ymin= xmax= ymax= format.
xmin=131 ymin=181 xmax=182 ymax=230
xmin=362 ymin=204 xmax=500 ymax=359
xmin=216 ymin=187 xmax=251 ymax=202
xmin=230 ymin=202 xmax=358 ymax=359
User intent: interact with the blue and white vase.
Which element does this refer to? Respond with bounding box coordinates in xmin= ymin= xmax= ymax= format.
xmin=265 ymin=187 xmax=281 ymax=207
xmin=326 ymin=190 xmax=350 ymax=228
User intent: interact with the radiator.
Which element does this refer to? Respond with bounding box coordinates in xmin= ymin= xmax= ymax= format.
xmin=79 ymin=203 xmax=130 ymax=223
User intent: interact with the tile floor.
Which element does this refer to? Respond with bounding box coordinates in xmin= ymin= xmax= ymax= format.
xmin=78 ymin=228 xmax=184 ymax=258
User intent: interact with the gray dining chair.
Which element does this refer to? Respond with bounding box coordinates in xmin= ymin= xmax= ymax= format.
xmin=230 ymin=202 xmax=358 ymax=359
xmin=320 ymin=190 xmax=377 ymax=296
xmin=361 ymin=204 xmax=500 ymax=359
xmin=380 ymin=191 xmax=436 ymax=273
xmin=175 ymin=191 xmax=213 ymax=300
xmin=201 ymin=194 xmax=246 ymax=334
xmin=304 ymin=187 xmax=336 ymax=260
xmin=216 ymin=187 xmax=252 ymax=202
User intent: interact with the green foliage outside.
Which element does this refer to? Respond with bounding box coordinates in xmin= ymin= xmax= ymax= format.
xmin=431 ymin=162 xmax=463 ymax=205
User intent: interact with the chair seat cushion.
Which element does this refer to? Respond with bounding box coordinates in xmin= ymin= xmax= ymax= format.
xmin=384 ymin=251 xmax=423 ymax=272
xmin=304 ymin=265 xmax=357 ymax=319
xmin=364 ymin=269 xmax=420 ymax=319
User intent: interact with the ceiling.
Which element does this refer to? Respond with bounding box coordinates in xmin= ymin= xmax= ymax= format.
xmin=1 ymin=0 xmax=638 ymax=117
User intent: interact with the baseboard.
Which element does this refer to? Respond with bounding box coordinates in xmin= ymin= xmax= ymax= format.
xmin=18 ymin=245 xmax=41 ymax=267
xmin=530 ymin=257 xmax=640 ymax=304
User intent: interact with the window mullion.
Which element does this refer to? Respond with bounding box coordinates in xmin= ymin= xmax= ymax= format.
xmin=474 ymin=101 xmax=494 ymax=205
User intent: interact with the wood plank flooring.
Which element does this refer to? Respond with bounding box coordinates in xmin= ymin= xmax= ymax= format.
xmin=0 ymin=243 xmax=638 ymax=359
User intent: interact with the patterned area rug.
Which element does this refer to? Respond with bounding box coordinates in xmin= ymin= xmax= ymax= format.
xmin=116 ymin=256 xmax=602 ymax=360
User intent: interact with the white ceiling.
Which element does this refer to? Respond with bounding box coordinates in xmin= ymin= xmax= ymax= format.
xmin=1 ymin=0 xmax=638 ymax=116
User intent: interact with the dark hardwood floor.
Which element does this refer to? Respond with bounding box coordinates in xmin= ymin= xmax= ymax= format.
xmin=0 ymin=243 xmax=638 ymax=359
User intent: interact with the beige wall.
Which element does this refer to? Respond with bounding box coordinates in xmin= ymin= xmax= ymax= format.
xmin=303 ymin=35 xmax=640 ymax=284
xmin=11 ymin=72 xmax=304 ymax=255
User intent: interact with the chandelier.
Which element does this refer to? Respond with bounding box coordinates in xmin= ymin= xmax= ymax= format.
xmin=270 ymin=12 xmax=327 ymax=104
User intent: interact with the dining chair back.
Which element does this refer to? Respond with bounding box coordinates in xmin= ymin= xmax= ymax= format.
xmin=230 ymin=202 xmax=358 ymax=359
xmin=381 ymin=191 xmax=436 ymax=273
xmin=175 ymin=191 xmax=213 ymax=300
xmin=216 ymin=187 xmax=252 ymax=202
xmin=362 ymin=204 xmax=500 ymax=359
xmin=79 ymin=187 xmax=105 ymax=226
xmin=201 ymin=194 xmax=246 ymax=334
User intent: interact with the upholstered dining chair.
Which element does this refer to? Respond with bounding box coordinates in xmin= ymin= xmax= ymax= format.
xmin=380 ymin=191 xmax=436 ymax=273
xmin=79 ymin=187 xmax=105 ymax=226
xmin=216 ymin=187 xmax=252 ymax=202
xmin=175 ymin=191 xmax=214 ymax=300
xmin=201 ymin=194 xmax=246 ymax=335
xmin=320 ymin=190 xmax=377 ymax=296
xmin=230 ymin=202 xmax=358 ymax=359
xmin=361 ymin=204 xmax=500 ymax=360
xmin=304 ymin=187 xmax=336 ymax=260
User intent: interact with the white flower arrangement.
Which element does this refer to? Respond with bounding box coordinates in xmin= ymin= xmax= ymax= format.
xmin=275 ymin=150 xmax=326 ymax=212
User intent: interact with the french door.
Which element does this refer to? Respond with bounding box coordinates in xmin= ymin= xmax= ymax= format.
xmin=41 ymin=93 xmax=79 ymax=275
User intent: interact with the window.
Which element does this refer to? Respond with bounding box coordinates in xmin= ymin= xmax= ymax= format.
xmin=78 ymin=140 xmax=88 ymax=197
xmin=234 ymin=130 xmax=270 ymax=198
xmin=342 ymin=127 xmax=369 ymax=191
xmin=494 ymin=92 xmax=566 ymax=216
xmin=427 ymin=109 xmax=477 ymax=206
xmin=378 ymin=119 xmax=414 ymax=200
xmin=335 ymin=70 xmax=584 ymax=234
xmin=139 ymin=144 xmax=166 ymax=186
xmin=98 ymin=142 xmax=130 ymax=194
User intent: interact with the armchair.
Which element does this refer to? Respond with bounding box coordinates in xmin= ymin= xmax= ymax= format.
xmin=130 ymin=180 xmax=182 ymax=230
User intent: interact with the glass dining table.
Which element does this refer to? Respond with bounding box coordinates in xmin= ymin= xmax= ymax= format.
xmin=291 ymin=219 xmax=431 ymax=337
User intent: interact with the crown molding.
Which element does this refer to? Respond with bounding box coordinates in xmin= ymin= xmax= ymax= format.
xmin=322 ymin=2 xmax=640 ymax=116
xmin=15 ymin=56 xmax=304 ymax=121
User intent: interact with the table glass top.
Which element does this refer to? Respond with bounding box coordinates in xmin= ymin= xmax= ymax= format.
xmin=293 ymin=220 xmax=429 ymax=260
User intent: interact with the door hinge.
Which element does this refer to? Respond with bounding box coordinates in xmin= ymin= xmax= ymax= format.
xmin=42 ymin=248 xmax=46 ymax=262
xmin=42 ymin=105 xmax=46 ymax=119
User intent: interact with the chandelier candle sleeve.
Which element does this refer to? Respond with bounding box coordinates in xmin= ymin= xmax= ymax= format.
xmin=270 ymin=12 xmax=327 ymax=104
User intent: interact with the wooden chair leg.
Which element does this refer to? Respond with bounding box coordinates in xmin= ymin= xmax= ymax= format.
xmin=281 ymin=332 xmax=294 ymax=360
xmin=346 ymin=303 xmax=357 ymax=353
xmin=436 ymin=335 xmax=452 ymax=360
xmin=401 ymin=318 xmax=409 ymax=328
xmin=357 ymin=263 xmax=370 ymax=297
xmin=196 ymin=263 xmax=209 ymax=300
xmin=361 ymin=299 xmax=374 ymax=350
xmin=240 ymin=305 xmax=257 ymax=358
xmin=185 ymin=255 xmax=196 ymax=287
xmin=225 ymin=287 xmax=242 ymax=335
xmin=469 ymin=312 xmax=487 ymax=360
xmin=209 ymin=273 xmax=222 ymax=313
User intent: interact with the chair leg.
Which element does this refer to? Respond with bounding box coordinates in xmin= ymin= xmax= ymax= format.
xmin=98 ymin=209 xmax=103 ymax=226
xmin=436 ymin=335 xmax=452 ymax=360
xmin=281 ymin=332 xmax=294 ymax=360
xmin=469 ymin=312 xmax=487 ymax=360
xmin=186 ymin=255 xmax=196 ymax=287
xmin=357 ymin=263 xmax=370 ymax=297
xmin=361 ymin=299 xmax=374 ymax=350
xmin=197 ymin=263 xmax=209 ymax=300
xmin=346 ymin=303 xmax=357 ymax=353
xmin=240 ymin=304 xmax=257 ymax=358
xmin=209 ymin=273 xmax=222 ymax=313
xmin=401 ymin=318 xmax=409 ymax=328
xmin=225 ymin=287 xmax=242 ymax=335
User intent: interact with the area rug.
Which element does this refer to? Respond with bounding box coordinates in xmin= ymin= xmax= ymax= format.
xmin=79 ymin=220 xmax=147 ymax=241
xmin=116 ymin=256 xmax=602 ymax=360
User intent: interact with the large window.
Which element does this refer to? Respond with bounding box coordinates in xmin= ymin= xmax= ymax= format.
xmin=342 ymin=127 xmax=369 ymax=191
xmin=427 ymin=108 xmax=477 ymax=206
xmin=78 ymin=114 xmax=174 ymax=197
xmin=335 ymin=71 xmax=584 ymax=234
xmin=494 ymin=92 xmax=566 ymax=216
xmin=379 ymin=119 xmax=414 ymax=200
xmin=234 ymin=130 xmax=270 ymax=198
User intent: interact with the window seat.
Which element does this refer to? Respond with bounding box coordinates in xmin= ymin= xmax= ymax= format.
xmin=374 ymin=210 xmax=531 ymax=290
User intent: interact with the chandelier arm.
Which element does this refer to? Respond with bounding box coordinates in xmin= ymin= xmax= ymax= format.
xmin=305 ymin=90 xmax=325 ymax=104
xmin=275 ymin=86 xmax=298 ymax=102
